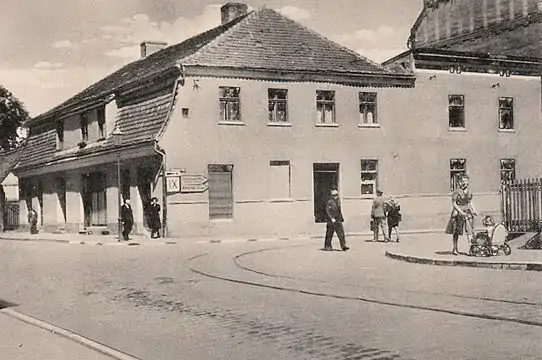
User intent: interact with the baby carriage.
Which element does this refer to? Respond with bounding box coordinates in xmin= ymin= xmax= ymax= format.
xmin=469 ymin=216 xmax=511 ymax=257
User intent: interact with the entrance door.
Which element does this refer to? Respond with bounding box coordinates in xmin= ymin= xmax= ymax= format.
xmin=83 ymin=172 xmax=107 ymax=227
xmin=313 ymin=163 xmax=339 ymax=223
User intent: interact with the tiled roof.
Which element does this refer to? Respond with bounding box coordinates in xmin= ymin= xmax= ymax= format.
xmin=35 ymin=6 xmax=395 ymax=123
xmin=0 ymin=149 xmax=22 ymax=182
xmin=17 ymin=85 xmax=176 ymax=170
xmin=181 ymin=8 xmax=389 ymax=74
xmin=411 ymin=0 xmax=542 ymax=57
xmin=34 ymin=14 xmax=248 ymax=122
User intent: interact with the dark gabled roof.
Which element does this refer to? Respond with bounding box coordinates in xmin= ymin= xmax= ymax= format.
xmin=33 ymin=13 xmax=249 ymax=123
xmin=410 ymin=0 xmax=542 ymax=58
xmin=34 ymin=7 xmax=397 ymax=123
xmin=0 ymin=149 xmax=22 ymax=183
xmin=180 ymin=7 xmax=390 ymax=74
xmin=17 ymin=83 xmax=176 ymax=170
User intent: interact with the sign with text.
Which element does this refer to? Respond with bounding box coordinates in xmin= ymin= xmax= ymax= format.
xmin=180 ymin=175 xmax=208 ymax=193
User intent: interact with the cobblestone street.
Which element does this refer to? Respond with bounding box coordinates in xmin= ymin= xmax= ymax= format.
xmin=0 ymin=235 xmax=541 ymax=359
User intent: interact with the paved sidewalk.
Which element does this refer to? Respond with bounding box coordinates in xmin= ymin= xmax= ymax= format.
xmin=0 ymin=309 xmax=124 ymax=360
xmin=385 ymin=233 xmax=542 ymax=271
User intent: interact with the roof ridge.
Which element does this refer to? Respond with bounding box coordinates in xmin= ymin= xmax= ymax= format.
xmin=180 ymin=9 xmax=258 ymax=65
xmin=261 ymin=7 xmax=392 ymax=73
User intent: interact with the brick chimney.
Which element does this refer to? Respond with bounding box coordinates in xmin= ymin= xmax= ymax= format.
xmin=140 ymin=41 xmax=168 ymax=58
xmin=221 ymin=3 xmax=248 ymax=25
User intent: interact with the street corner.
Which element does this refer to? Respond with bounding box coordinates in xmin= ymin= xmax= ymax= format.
xmin=384 ymin=236 xmax=542 ymax=271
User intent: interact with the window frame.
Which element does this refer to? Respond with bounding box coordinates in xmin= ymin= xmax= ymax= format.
xmin=498 ymin=97 xmax=514 ymax=131
xmin=97 ymin=106 xmax=106 ymax=139
xmin=500 ymin=158 xmax=516 ymax=184
xmin=80 ymin=113 xmax=89 ymax=142
xmin=359 ymin=92 xmax=378 ymax=126
xmin=268 ymin=89 xmax=289 ymax=124
xmin=448 ymin=94 xmax=465 ymax=129
xmin=450 ymin=158 xmax=467 ymax=191
xmin=316 ymin=90 xmax=336 ymax=125
xmin=56 ymin=120 xmax=64 ymax=150
xmin=360 ymin=159 xmax=378 ymax=197
xmin=219 ymin=86 xmax=242 ymax=123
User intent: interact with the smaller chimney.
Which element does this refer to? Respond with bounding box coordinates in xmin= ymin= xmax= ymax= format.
xmin=140 ymin=41 xmax=168 ymax=58
xmin=221 ymin=3 xmax=248 ymax=25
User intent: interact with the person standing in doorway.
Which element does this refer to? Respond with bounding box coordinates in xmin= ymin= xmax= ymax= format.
xmin=121 ymin=199 xmax=134 ymax=241
xmin=324 ymin=189 xmax=349 ymax=251
xmin=149 ymin=197 xmax=161 ymax=239
xmin=445 ymin=174 xmax=477 ymax=255
xmin=371 ymin=190 xmax=390 ymax=242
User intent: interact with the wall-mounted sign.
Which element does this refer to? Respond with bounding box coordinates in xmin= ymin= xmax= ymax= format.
xmin=166 ymin=176 xmax=180 ymax=193
xmin=180 ymin=175 xmax=208 ymax=193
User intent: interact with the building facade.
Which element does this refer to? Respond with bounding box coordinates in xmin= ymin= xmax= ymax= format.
xmin=12 ymin=2 xmax=542 ymax=238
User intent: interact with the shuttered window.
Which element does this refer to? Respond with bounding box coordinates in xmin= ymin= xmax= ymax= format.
xmin=208 ymin=165 xmax=233 ymax=219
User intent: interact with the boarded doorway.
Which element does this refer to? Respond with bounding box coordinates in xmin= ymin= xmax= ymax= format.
xmin=313 ymin=163 xmax=339 ymax=223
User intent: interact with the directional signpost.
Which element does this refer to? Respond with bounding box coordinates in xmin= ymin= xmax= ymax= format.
xmin=180 ymin=175 xmax=208 ymax=193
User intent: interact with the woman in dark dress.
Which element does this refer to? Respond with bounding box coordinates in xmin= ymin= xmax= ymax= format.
xmin=149 ymin=197 xmax=161 ymax=238
xmin=386 ymin=197 xmax=402 ymax=242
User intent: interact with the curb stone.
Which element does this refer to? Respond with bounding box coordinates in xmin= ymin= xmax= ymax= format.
xmin=385 ymin=251 xmax=542 ymax=271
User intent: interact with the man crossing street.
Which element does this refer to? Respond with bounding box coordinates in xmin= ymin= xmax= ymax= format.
xmin=324 ymin=189 xmax=349 ymax=251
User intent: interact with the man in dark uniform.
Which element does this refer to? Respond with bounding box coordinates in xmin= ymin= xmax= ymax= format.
xmin=120 ymin=199 xmax=134 ymax=241
xmin=324 ymin=189 xmax=349 ymax=251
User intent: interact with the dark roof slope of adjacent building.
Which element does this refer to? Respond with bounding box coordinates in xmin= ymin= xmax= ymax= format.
xmin=0 ymin=149 xmax=22 ymax=183
xmin=34 ymin=7 xmax=399 ymax=123
xmin=410 ymin=0 xmax=542 ymax=57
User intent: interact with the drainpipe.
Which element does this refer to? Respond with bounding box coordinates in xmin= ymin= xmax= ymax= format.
xmin=154 ymin=143 xmax=168 ymax=238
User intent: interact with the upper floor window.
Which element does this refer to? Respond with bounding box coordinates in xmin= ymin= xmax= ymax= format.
xmin=448 ymin=95 xmax=465 ymax=129
xmin=316 ymin=90 xmax=335 ymax=124
xmin=219 ymin=86 xmax=241 ymax=122
xmin=97 ymin=106 xmax=106 ymax=139
xmin=360 ymin=159 xmax=378 ymax=196
xmin=56 ymin=121 xmax=64 ymax=149
xmin=359 ymin=92 xmax=377 ymax=125
xmin=268 ymin=89 xmax=288 ymax=123
xmin=500 ymin=159 xmax=516 ymax=184
xmin=450 ymin=158 xmax=467 ymax=191
xmin=499 ymin=97 xmax=514 ymax=130
xmin=80 ymin=113 xmax=89 ymax=141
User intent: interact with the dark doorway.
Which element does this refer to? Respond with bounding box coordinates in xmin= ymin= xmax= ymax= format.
xmin=313 ymin=163 xmax=339 ymax=223
xmin=137 ymin=167 xmax=153 ymax=228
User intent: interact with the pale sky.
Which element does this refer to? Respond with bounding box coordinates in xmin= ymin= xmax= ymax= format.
xmin=0 ymin=0 xmax=423 ymax=116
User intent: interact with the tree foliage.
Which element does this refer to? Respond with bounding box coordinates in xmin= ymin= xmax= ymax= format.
xmin=0 ymin=85 xmax=30 ymax=150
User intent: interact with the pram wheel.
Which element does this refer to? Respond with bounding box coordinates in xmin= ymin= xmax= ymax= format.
xmin=490 ymin=246 xmax=499 ymax=257
xmin=469 ymin=245 xmax=476 ymax=256
xmin=502 ymin=243 xmax=511 ymax=256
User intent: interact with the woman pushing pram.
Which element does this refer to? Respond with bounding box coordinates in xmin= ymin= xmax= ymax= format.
xmin=445 ymin=174 xmax=477 ymax=255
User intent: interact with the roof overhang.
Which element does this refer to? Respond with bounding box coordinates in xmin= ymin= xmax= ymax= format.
xmin=413 ymin=48 xmax=542 ymax=76
xmin=182 ymin=65 xmax=415 ymax=88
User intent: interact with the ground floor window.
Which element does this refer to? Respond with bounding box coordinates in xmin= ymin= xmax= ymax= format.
xmin=500 ymin=159 xmax=516 ymax=184
xmin=269 ymin=160 xmax=291 ymax=199
xmin=208 ymin=164 xmax=233 ymax=220
xmin=450 ymin=158 xmax=467 ymax=191
xmin=360 ymin=159 xmax=378 ymax=196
